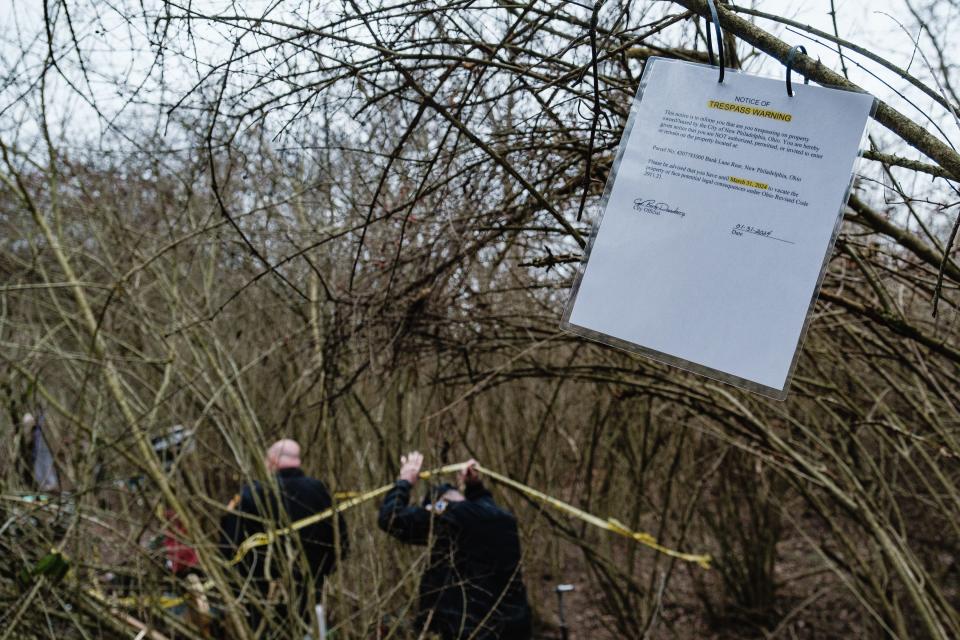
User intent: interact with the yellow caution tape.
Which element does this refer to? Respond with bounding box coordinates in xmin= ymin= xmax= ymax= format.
xmin=475 ymin=465 xmax=712 ymax=569
xmin=78 ymin=462 xmax=709 ymax=609
xmin=92 ymin=464 xmax=471 ymax=610
xmin=90 ymin=589 xmax=188 ymax=610
xmin=226 ymin=462 xmax=471 ymax=567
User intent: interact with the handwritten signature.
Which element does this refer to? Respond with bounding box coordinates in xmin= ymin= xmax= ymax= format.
xmin=633 ymin=198 xmax=686 ymax=218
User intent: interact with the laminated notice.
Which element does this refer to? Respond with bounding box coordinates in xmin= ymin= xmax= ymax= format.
xmin=562 ymin=57 xmax=873 ymax=399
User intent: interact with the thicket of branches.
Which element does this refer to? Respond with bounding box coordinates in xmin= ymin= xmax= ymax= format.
xmin=2 ymin=1 xmax=959 ymax=638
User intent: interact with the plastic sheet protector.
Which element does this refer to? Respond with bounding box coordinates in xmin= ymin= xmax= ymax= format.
xmin=562 ymin=57 xmax=874 ymax=399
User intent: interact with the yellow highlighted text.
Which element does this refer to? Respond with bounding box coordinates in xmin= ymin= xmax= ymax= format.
xmin=708 ymin=100 xmax=792 ymax=122
xmin=729 ymin=176 xmax=769 ymax=190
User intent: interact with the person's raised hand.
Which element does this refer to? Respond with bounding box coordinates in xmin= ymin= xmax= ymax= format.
xmin=459 ymin=458 xmax=481 ymax=487
xmin=399 ymin=451 xmax=424 ymax=485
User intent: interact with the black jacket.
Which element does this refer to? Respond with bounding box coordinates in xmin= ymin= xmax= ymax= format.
xmin=219 ymin=468 xmax=348 ymax=595
xmin=378 ymin=480 xmax=532 ymax=640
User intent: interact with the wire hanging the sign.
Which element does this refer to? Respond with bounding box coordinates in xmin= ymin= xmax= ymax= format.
xmin=704 ymin=0 xmax=725 ymax=83
xmin=785 ymin=45 xmax=810 ymax=97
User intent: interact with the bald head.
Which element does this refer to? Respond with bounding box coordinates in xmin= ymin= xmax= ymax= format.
xmin=22 ymin=413 xmax=36 ymax=436
xmin=266 ymin=439 xmax=302 ymax=472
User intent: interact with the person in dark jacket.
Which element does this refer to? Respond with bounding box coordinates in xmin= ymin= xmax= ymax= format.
xmin=378 ymin=451 xmax=533 ymax=640
xmin=220 ymin=439 xmax=348 ymax=633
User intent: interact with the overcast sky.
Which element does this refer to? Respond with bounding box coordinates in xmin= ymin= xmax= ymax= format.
xmin=0 ymin=1 xmax=956 ymax=157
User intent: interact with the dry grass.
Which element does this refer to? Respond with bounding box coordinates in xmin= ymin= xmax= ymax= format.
xmin=2 ymin=1 xmax=960 ymax=638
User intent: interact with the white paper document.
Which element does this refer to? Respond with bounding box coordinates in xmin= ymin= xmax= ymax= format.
xmin=562 ymin=58 xmax=873 ymax=398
